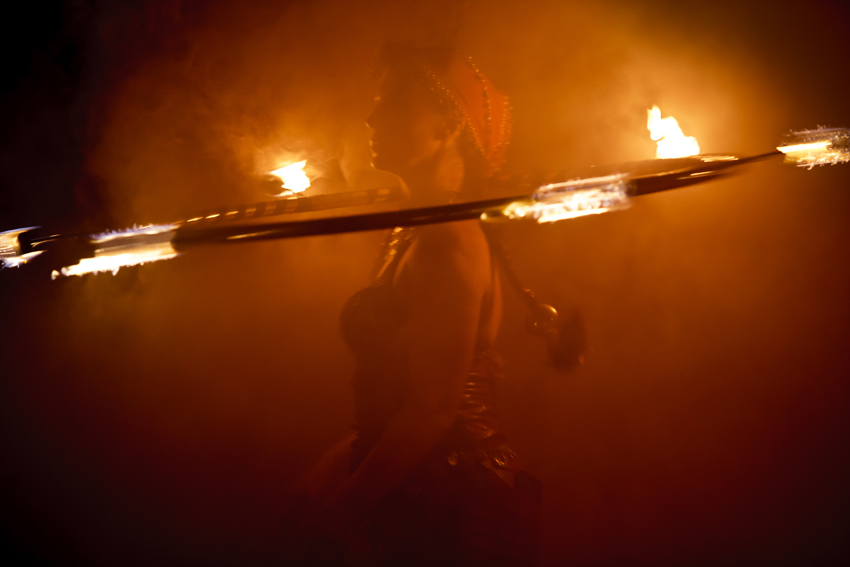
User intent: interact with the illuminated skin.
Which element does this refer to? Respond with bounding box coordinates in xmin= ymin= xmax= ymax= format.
xmin=300 ymin=68 xmax=504 ymax=540
xmin=366 ymin=70 xmax=467 ymax=205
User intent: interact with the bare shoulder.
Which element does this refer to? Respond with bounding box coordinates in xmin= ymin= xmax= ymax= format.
xmin=396 ymin=220 xmax=491 ymax=291
xmin=410 ymin=221 xmax=490 ymax=271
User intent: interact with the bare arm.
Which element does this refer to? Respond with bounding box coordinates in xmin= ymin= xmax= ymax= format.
xmin=321 ymin=221 xmax=491 ymax=528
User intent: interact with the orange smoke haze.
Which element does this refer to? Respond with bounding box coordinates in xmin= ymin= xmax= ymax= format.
xmin=1 ymin=0 xmax=848 ymax=565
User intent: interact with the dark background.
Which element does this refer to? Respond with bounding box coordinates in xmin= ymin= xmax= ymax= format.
xmin=2 ymin=0 xmax=849 ymax=565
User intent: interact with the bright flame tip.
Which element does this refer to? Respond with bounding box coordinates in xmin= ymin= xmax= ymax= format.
xmin=1 ymin=251 xmax=44 ymax=268
xmin=269 ymin=160 xmax=310 ymax=195
xmin=647 ymin=105 xmax=700 ymax=159
xmin=502 ymin=174 xmax=631 ymax=223
xmin=55 ymin=224 xmax=179 ymax=278
xmin=777 ymin=127 xmax=850 ymax=169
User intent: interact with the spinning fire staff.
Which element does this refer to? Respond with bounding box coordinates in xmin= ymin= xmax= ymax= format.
xmin=0 ymin=97 xmax=847 ymax=377
xmin=2 ymin=123 xmax=847 ymax=279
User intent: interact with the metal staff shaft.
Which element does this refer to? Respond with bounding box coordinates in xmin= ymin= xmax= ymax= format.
xmin=170 ymin=185 xmax=404 ymax=227
xmin=0 ymin=148 xmax=817 ymax=277
xmin=174 ymin=193 xmax=514 ymax=250
xmin=172 ymin=152 xmax=779 ymax=250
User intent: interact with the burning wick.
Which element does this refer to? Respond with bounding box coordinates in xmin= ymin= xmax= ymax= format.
xmin=647 ymin=105 xmax=700 ymax=159
xmin=776 ymin=128 xmax=850 ymax=169
xmin=52 ymin=224 xmax=179 ymax=279
xmin=500 ymin=174 xmax=632 ymax=223
xmin=268 ymin=160 xmax=310 ymax=195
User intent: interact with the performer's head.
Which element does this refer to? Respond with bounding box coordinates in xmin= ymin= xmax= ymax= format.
xmin=366 ymin=44 xmax=511 ymax=198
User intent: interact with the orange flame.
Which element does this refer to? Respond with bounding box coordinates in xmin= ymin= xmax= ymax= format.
xmin=51 ymin=224 xmax=178 ymax=279
xmin=269 ymin=160 xmax=310 ymax=195
xmin=647 ymin=106 xmax=700 ymax=159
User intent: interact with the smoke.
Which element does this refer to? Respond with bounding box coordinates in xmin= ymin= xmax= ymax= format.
xmin=1 ymin=0 xmax=849 ymax=564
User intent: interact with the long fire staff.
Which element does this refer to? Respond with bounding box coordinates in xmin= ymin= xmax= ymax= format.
xmin=3 ymin=126 xmax=847 ymax=278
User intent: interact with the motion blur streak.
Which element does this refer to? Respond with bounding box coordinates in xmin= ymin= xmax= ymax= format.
xmin=1 ymin=251 xmax=44 ymax=268
xmin=53 ymin=242 xmax=178 ymax=279
xmin=1 ymin=1 xmax=849 ymax=566
xmin=52 ymin=224 xmax=179 ymax=278
xmin=503 ymin=174 xmax=631 ymax=223
xmin=778 ymin=127 xmax=850 ymax=169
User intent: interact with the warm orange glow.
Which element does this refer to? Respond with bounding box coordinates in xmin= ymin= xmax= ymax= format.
xmin=647 ymin=105 xmax=700 ymax=159
xmin=52 ymin=224 xmax=179 ymax=279
xmin=1 ymin=251 xmax=43 ymax=268
xmin=1 ymin=226 xmax=41 ymax=267
xmin=269 ymin=160 xmax=310 ymax=195
xmin=500 ymin=174 xmax=631 ymax=223
xmin=52 ymin=242 xmax=178 ymax=279
xmin=775 ymin=128 xmax=849 ymax=169
xmin=778 ymin=141 xmax=830 ymax=155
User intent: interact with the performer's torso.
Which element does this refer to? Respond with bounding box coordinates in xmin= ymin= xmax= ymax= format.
xmin=340 ymin=226 xmax=516 ymax=474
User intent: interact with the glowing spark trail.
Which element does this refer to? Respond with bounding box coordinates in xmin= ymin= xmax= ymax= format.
xmin=777 ymin=128 xmax=850 ymax=169
xmin=52 ymin=224 xmax=179 ymax=279
xmin=647 ymin=105 xmax=700 ymax=159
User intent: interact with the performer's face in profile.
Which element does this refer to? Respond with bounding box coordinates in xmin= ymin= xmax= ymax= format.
xmin=366 ymin=70 xmax=450 ymax=177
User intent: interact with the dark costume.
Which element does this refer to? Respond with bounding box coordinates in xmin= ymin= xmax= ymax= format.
xmin=338 ymin=226 xmax=541 ymax=566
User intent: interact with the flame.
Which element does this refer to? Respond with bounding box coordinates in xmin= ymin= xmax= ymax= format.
xmin=92 ymin=224 xmax=176 ymax=243
xmin=52 ymin=224 xmax=179 ymax=279
xmin=778 ymin=141 xmax=830 ymax=154
xmin=52 ymin=243 xmax=178 ymax=279
xmin=1 ymin=251 xmax=44 ymax=268
xmin=501 ymin=174 xmax=631 ymax=223
xmin=777 ymin=127 xmax=850 ymax=169
xmin=1 ymin=226 xmax=45 ymax=268
xmin=647 ymin=106 xmax=700 ymax=159
xmin=269 ymin=160 xmax=310 ymax=195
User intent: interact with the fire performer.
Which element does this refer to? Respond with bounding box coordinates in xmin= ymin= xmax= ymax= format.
xmin=294 ymin=45 xmax=541 ymax=565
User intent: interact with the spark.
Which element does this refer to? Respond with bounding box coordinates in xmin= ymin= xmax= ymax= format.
xmin=92 ymin=224 xmax=176 ymax=243
xmin=777 ymin=128 xmax=849 ymax=169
